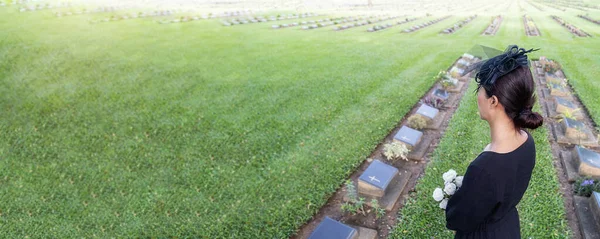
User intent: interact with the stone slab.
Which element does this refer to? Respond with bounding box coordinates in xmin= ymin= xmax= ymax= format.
xmin=593 ymin=192 xmax=600 ymax=229
xmin=554 ymin=120 xmax=598 ymax=147
xmin=349 ymin=170 xmax=412 ymax=211
xmin=574 ymin=196 xmax=600 ymax=239
xmin=575 ymin=146 xmax=600 ymax=178
xmin=393 ymin=126 xmax=423 ymax=147
xmin=447 ymin=81 xmax=465 ymax=93
xmin=561 ymin=151 xmax=579 ymax=183
xmin=407 ymin=135 xmax=432 ymax=161
xmin=348 ymin=226 xmax=377 ymax=239
xmin=309 ymin=216 xmax=358 ymax=239
xmin=358 ymin=160 xmax=399 ymax=198
xmin=425 ymin=111 xmax=447 ymax=130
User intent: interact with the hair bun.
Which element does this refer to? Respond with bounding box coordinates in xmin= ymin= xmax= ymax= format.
xmin=514 ymin=111 xmax=543 ymax=129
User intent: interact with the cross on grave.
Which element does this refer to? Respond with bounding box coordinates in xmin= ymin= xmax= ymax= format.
xmin=308 ymin=216 xmax=358 ymax=239
xmin=393 ymin=126 xmax=423 ymax=147
xmin=416 ymin=104 xmax=439 ymax=119
xmin=358 ymin=160 xmax=399 ymax=198
xmin=576 ymin=146 xmax=600 ymax=177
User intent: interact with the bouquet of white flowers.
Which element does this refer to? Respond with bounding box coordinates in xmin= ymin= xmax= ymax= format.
xmin=432 ymin=169 xmax=463 ymax=209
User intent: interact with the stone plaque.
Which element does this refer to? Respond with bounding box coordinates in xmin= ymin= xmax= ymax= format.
xmin=416 ymin=104 xmax=439 ymax=119
xmin=358 ymin=160 xmax=398 ymax=198
xmin=432 ymin=89 xmax=449 ymax=100
xmin=393 ymin=126 xmax=423 ymax=147
xmin=308 ymin=217 xmax=358 ymax=239
xmin=576 ymin=146 xmax=600 ymax=177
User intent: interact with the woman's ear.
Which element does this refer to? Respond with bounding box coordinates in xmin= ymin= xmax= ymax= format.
xmin=490 ymin=95 xmax=499 ymax=107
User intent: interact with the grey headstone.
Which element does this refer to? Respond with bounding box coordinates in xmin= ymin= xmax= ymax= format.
xmin=393 ymin=126 xmax=423 ymax=147
xmin=555 ymin=97 xmax=576 ymax=109
xmin=308 ymin=217 xmax=357 ymax=239
xmin=565 ymin=117 xmax=585 ymax=129
xmin=416 ymin=104 xmax=439 ymax=119
xmin=577 ymin=146 xmax=600 ymax=169
xmin=359 ymin=160 xmax=398 ymax=191
xmin=433 ymin=89 xmax=449 ymax=100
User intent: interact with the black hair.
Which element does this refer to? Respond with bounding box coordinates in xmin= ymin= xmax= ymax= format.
xmin=478 ymin=66 xmax=543 ymax=130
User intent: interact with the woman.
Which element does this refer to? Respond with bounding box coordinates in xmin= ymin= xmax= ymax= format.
xmin=445 ymin=45 xmax=544 ymax=239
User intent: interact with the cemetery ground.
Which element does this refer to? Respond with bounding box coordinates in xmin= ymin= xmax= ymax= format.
xmin=1 ymin=1 xmax=600 ymax=238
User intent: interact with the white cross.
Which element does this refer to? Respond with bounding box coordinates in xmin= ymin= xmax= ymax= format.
xmin=369 ymin=176 xmax=381 ymax=183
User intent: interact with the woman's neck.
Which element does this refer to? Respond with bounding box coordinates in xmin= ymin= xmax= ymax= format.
xmin=487 ymin=117 xmax=525 ymax=153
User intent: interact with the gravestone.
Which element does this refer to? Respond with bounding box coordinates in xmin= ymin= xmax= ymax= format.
xmin=549 ymin=83 xmax=570 ymax=97
xmin=393 ymin=126 xmax=423 ymax=148
xmin=553 ymin=96 xmax=582 ymax=119
xmin=416 ymin=104 xmax=439 ymax=120
xmin=592 ymin=192 xmax=600 ymax=228
xmin=575 ymin=146 xmax=600 ymax=177
xmin=358 ymin=160 xmax=398 ymax=198
xmin=563 ymin=117 xmax=587 ymax=140
xmin=432 ymin=89 xmax=449 ymax=101
xmin=308 ymin=217 xmax=358 ymax=239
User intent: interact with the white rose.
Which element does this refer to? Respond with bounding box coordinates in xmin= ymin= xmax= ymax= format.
xmin=444 ymin=182 xmax=457 ymax=196
xmin=433 ymin=187 xmax=444 ymax=202
xmin=443 ymin=169 xmax=457 ymax=183
xmin=439 ymin=198 xmax=449 ymax=209
xmin=455 ymin=176 xmax=464 ymax=188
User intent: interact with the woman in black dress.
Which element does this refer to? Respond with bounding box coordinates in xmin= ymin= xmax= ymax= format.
xmin=445 ymin=46 xmax=544 ymax=239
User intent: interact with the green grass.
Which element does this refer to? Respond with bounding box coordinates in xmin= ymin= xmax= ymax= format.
xmin=0 ymin=1 xmax=597 ymax=237
xmin=391 ymin=83 xmax=571 ymax=239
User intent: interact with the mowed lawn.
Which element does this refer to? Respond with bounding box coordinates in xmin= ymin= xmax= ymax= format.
xmin=0 ymin=2 xmax=599 ymax=238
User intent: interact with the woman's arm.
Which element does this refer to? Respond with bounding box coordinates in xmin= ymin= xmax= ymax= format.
xmin=445 ymin=164 xmax=499 ymax=232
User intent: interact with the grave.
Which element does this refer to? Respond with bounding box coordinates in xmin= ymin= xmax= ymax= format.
xmin=432 ymin=88 xmax=449 ymax=101
xmin=308 ymin=217 xmax=358 ymax=239
xmin=415 ymin=103 xmax=445 ymax=129
xmin=576 ymin=146 xmax=600 ymax=178
xmin=551 ymin=96 xmax=583 ymax=120
xmin=393 ymin=126 xmax=431 ymax=160
xmin=343 ymin=160 xmax=412 ymax=211
xmin=309 ymin=217 xmax=377 ymax=239
xmin=574 ymin=195 xmax=600 ymax=239
xmin=555 ymin=116 xmax=597 ymax=146
xmin=358 ymin=160 xmax=398 ymax=198
xmin=592 ymin=192 xmax=600 ymax=228
xmin=549 ymin=83 xmax=570 ymax=97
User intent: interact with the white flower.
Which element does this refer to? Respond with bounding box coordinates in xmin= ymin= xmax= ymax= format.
xmin=439 ymin=198 xmax=449 ymax=209
xmin=444 ymin=182 xmax=457 ymax=196
xmin=455 ymin=176 xmax=464 ymax=188
xmin=443 ymin=169 xmax=457 ymax=183
xmin=433 ymin=188 xmax=444 ymax=202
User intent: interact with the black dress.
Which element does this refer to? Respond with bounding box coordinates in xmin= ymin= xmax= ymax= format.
xmin=445 ymin=131 xmax=535 ymax=239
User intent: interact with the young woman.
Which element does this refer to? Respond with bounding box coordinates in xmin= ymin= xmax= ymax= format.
xmin=445 ymin=46 xmax=543 ymax=239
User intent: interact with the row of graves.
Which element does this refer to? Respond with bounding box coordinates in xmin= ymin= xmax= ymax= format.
xmin=333 ymin=15 xmax=401 ymax=31
xmin=55 ymin=6 xmax=125 ymax=17
xmin=271 ymin=15 xmax=361 ymax=29
xmin=526 ymin=0 xmax=545 ymax=11
xmin=523 ymin=14 xmax=541 ymax=36
xmin=440 ymin=15 xmax=477 ymax=34
xmin=222 ymin=13 xmax=319 ymax=26
xmin=90 ymin=10 xmax=183 ymax=23
xmin=402 ymin=15 xmax=451 ymax=33
xmin=367 ymin=17 xmax=418 ymax=32
xmin=482 ymin=15 xmax=503 ymax=36
xmin=151 ymin=10 xmax=258 ymax=24
xmin=578 ymin=15 xmax=600 ymax=25
xmin=550 ymin=16 xmax=591 ymax=37
xmin=19 ymin=2 xmax=73 ymax=12
xmin=298 ymin=54 xmax=481 ymax=239
xmin=531 ymin=58 xmax=600 ymax=238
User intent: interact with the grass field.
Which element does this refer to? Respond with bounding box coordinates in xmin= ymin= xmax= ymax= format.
xmin=0 ymin=0 xmax=599 ymax=237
